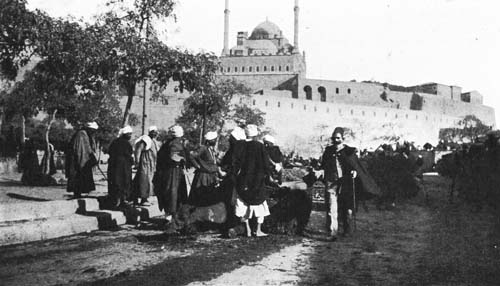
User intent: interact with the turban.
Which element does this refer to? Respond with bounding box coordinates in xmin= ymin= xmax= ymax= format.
xmin=204 ymin=131 xmax=218 ymax=141
xmin=245 ymin=124 xmax=259 ymax=137
xmin=119 ymin=125 xmax=133 ymax=136
xmin=148 ymin=126 xmax=158 ymax=132
xmin=230 ymin=127 xmax=246 ymax=141
xmin=85 ymin=121 xmax=99 ymax=130
xmin=170 ymin=125 xmax=184 ymax=138
xmin=263 ymin=134 xmax=276 ymax=144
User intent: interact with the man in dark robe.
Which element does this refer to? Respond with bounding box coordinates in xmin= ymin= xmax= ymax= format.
xmin=188 ymin=131 xmax=222 ymax=207
xmin=320 ymin=127 xmax=380 ymax=239
xmin=263 ymin=135 xmax=284 ymax=185
xmin=235 ymin=124 xmax=273 ymax=237
xmin=220 ymin=127 xmax=247 ymax=237
xmin=66 ymin=122 xmax=98 ymax=198
xmin=132 ymin=126 xmax=160 ymax=206
xmin=107 ymin=126 xmax=134 ymax=208
xmin=154 ymin=125 xmax=188 ymax=231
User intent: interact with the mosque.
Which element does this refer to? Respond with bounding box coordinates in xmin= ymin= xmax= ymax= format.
xmin=131 ymin=0 xmax=496 ymax=157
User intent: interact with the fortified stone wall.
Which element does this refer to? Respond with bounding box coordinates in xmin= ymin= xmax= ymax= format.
xmin=218 ymin=53 xmax=305 ymax=91
xmin=236 ymin=93 xmax=461 ymax=157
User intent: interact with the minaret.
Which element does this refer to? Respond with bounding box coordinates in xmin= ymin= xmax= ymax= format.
xmin=222 ymin=0 xmax=230 ymax=56
xmin=293 ymin=0 xmax=299 ymax=53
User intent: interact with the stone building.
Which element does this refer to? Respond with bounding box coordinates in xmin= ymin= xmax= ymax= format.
xmin=125 ymin=0 xmax=495 ymax=157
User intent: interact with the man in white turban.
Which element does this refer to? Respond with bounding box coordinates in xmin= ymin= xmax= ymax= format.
xmin=66 ymin=121 xmax=99 ymax=198
xmin=236 ymin=124 xmax=273 ymax=237
xmin=107 ymin=126 xmax=134 ymax=208
xmin=188 ymin=131 xmax=224 ymax=206
xmin=132 ymin=126 xmax=161 ymax=206
xmin=154 ymin=125 xmax=188 ymax=233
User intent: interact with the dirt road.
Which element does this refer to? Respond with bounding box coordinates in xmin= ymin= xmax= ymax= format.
xmin=1 ymin=174 xmax=499 ymax=285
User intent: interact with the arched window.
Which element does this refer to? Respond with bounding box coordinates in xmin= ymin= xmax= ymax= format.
xmin=278 ymin=101 xmax=280 ymax=107
xmin=304 ymin=85 xmax=312 ymax=100
xmin=347 ymin=88 xmax=351 ymax=94
xmin=265 ymin=100 xmax=268 ymax=106
xmin=227 ymin=67 xmax=231 ymax=72
xmin=256 ymin=66 xmax=260 ymax=72
xmin=242 ymin=66 xmax=245 ymax=72
xmin=318 ymin=86 xmax=326 ymax=102
xmin=279 ymin=66 xmax=282 ymax=72
xmin=271 ymin=66 xmax=274 ymax=72
xmin=336 ymin=88 xmax=339 ymax=94
xmin=220 ymin=67 xmax=224 ymax=73
xmin=286 ymin=66 xmax=290 ymax=72
xmin=252 ymin=100 xmax=256 ymax=105
xmin=263 ymin=66 xmax=267 ymax=72
xmin=249 ymin=66 xmax=253 ymax=72
xmin=234 ymin=66 xmax=238 ymax=72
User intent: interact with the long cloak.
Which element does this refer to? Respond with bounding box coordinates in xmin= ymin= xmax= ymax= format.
xmin=189 ymin=145 xmax=220 ymax=206
xmin=107 ymin=136 xmax=133 ymax=200
xmin=321 ymin=144 xmax=381 ymax=206
xmin=153 ymin=137 xmax=188 ymax=214
xmin=66 ymin=129 xmax=96 ymax=194
xmin=132 ymin=136 xmax=160 ymax=199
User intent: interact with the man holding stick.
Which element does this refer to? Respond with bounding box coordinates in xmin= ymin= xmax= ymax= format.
xmin=320 ymin=127 xmax=380 ymax=240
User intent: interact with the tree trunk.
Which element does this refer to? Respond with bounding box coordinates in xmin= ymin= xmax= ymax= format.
xmin=122 ymin=81 xmax=136 ymax=127
xmin=200 ymin=96 xmax=207 ymax=144
xmin=21 ymin=115 xmax=26 ymax=145
xmin=42 ymin=109 xmax=57 ymax=175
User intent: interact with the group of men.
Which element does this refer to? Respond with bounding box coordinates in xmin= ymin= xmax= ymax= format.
xmin=66 ymin=121 xmax=378 ymax=240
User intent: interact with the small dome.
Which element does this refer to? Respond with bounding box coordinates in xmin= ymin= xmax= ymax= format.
xmin=250 ymin=20 xmax=282 ymax=40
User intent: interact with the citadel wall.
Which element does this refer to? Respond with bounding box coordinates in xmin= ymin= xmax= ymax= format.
xmin=237 ymin=92 xmax=461 ymax=157
xmin=218 ymin=53 xmax=305 ymax=90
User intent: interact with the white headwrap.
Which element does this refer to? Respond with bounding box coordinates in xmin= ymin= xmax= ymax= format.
xmin=245 ymin=124 xmax=258 ymax=137
xmin=148 ymin=126 xmax=158 ymax=132
xmin=230 ymin=127 xmax=246 ymax=141
xmin=263 ymin=135 xmax=276 ymax=144
xmin=204 ymin=131 xmax=218 ymax=141
xmin=170 ymin=125 xmax=184 ymax=138
xmin=85 ymin=121 xmax=99 ymax=130
xmin=119 ymin=125 xmax=133 ymax=136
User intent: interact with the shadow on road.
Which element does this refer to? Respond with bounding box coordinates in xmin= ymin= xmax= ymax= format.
xmin=6 ymin=193 xmax=51 ymax=202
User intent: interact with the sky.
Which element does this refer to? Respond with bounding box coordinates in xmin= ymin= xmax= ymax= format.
xmin=28 ymin=0 xmax=500 ymax=126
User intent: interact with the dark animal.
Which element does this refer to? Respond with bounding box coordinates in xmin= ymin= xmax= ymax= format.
xmin=264 ymin=186 xmax=312 ymax=235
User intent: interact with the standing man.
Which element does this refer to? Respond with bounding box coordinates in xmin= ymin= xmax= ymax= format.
xmin=66 ymin=122 xmax=99 ymax=198
xmin=107 ymin=126 xmax=134 ymax=209
xmin=235 ymin=124 xmax=273 ymax=237
xmin=132 ymin=126 xmax=160 ymax=206
xmin=321 ymin=127 xmax=381 ymax=239
xmin=189 ymin=131 xmax=223 ymax=207
xmin=154 ymin=125 xmax=188 ymax=232
xmin=220 ymin=127 xmax=247 ymax=237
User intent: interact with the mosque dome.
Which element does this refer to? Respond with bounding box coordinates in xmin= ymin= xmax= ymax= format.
xmin=249 ymin=20 xmax=283 ymax=40
xmin=246 ymin=40 xmax=278 ymax=55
